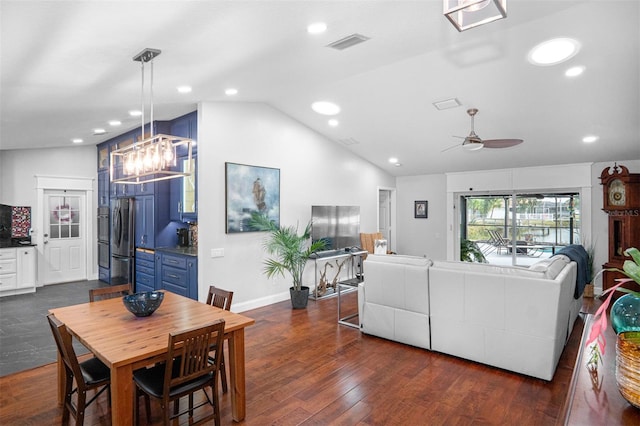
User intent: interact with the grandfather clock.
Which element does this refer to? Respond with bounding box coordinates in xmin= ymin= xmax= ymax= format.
xmin=600 ymin=164 xmax=640 ymax=292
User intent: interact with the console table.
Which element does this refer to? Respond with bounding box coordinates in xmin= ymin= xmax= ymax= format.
xmin=559 ymin=314 xmax=640 ymax=425
xmin=308 ymin=249 xmax=365 ymax=300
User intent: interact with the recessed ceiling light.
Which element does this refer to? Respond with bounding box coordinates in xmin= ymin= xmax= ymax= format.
xmin=394 ymin=163 xmax=402 ymax=167
xmin=582 ymin=135 xmax=599 ymax=143
xmin=328 ymin=119 xmax=339 ymax=127
xmin=565 ymin=66 xmax=585 ymax=77
xmin=307 ymin=22 xmax=327 ymax=34
xmin=129 ymin=110 xmax=142 ymax=117
xmin=528 ymin=38 xmax=580 ymax=66
xmin=388 ymin=157 xmax=398 ymax=164
xmin=225 ymin=88 xmax=238 ymax=96
xmin=108 ymin=120 xmax=122 ymax=126
xmin=177 ymin=85 xmax=192 ymax=94
xmin=311 ymin=101 xmax=340 ymax=116
xmin=93 ymin=128 xmax=106 ymax=135
xmin=71 ymin=138 xmax=83 ymax=144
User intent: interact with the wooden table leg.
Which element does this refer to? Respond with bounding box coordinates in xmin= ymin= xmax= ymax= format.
xmin=110 ymin=363 xmax=134 ymax=426
xmin=228 ymin=328 xmax=247 ymax=422
xmin=56 ymin=352 xmax=65 ymax=405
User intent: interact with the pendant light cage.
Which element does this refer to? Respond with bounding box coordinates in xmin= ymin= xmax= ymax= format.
xmin=444 ymin=0 xmax=507 ymax=32
xmin=110 ymin=48 xmax=194 ymax=185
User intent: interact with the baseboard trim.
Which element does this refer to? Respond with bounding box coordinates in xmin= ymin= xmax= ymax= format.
xmin=233 ymin=291 xmax=290 ymax=313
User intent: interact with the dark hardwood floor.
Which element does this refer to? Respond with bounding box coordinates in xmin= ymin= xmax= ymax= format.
xmin=0 ymin=290 xmax=591 ymax=425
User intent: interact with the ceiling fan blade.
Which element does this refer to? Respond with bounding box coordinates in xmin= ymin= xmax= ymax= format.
xmin=483 ymin=139 xmax=523 ymax=149
xmin=441 ymin=143 xmax=460 ymax=153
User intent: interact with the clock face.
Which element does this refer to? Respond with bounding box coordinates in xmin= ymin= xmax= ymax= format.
xmin=609 ymin=179 xmax=626 ymax=206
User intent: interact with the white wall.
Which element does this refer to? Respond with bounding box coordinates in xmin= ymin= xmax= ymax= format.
xmin=197 ymin=102 xmax=396 ymax=310
xmin=394 ymin=159 xmax=640 ymax=293
xmin=395 ymin=174 xmax=447 ymax=259
xmin=0 ymin=146 xmax=97 ymax=206
xmin=0 ymin=146 xmax=98 ymax=280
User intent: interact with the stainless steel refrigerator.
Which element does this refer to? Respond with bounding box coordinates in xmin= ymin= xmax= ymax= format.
xmin=111 ymin=198 xmax=134 ymax=285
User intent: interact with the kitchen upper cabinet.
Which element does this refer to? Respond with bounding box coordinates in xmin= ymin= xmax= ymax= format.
xmin=135 ymin=195 xmax=155 ymax=248
xmin=169 ymin=156 xmax=197 ymax=222
xmin=97 ymin=170 xmax=109 ymax=207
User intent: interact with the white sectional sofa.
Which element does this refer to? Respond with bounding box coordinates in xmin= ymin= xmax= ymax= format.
xmin=358 ymin=254 xmax=582 ymax=381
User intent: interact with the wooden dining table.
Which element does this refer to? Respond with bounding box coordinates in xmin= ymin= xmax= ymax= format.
xmin=49 ymin=290 xmax=255 ymax=425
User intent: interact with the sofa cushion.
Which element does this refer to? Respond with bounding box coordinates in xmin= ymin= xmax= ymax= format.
xmin=365 ymin=254 xmax=432 ymax=267
xmin=528 ymin=255 xmax=570 ymax=279
xmin=432 ymin=260 xmax=546 ymax=279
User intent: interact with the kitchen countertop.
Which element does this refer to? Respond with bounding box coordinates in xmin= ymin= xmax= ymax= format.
xmin=154 ymin=246 xmax=198 ymax=257
xmin=0 ymin=239 xmax=36 ymax=248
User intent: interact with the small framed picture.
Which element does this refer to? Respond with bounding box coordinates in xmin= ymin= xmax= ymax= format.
xmin=414 ymin=200 xmax=428 ymax=218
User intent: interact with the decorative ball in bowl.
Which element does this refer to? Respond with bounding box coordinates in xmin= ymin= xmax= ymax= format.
xmin=122 ymin=291 xmax=164 ymax=317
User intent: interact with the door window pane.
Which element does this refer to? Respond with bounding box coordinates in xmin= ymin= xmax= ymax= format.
xmin=48 ymin=195 xmax=82 ymax=240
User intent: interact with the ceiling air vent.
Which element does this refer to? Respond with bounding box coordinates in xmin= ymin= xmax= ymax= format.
xmin=327 ymin=34 xmax=370 ymax=51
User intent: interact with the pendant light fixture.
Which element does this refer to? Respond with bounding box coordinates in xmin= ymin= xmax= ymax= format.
xmin=110 ymin=48 xmax=193 ymax=185
xmin=444 ymin=0 xmax=507 ymax=32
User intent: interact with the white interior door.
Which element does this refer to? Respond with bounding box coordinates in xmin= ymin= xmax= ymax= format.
xmin=43 ymin=191 xmax=87 ymax=284
xmin=378 ymin=189 xmax=392 ymax=246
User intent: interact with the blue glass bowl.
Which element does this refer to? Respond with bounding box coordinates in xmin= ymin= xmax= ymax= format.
xmin=122 ymin=291 xmax=164 ymax=317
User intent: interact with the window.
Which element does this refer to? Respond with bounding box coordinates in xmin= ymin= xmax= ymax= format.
xmin=462 ymin=192 xmax=580 ymax=265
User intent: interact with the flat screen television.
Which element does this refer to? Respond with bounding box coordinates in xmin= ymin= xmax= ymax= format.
xmin=311 ymin=205 xmax=360 ymax=251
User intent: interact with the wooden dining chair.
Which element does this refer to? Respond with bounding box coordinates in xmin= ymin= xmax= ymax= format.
xmin=47 ymin=314 xmax=111 ymax=425
xmin=206 ymin=285 xmax=233 ymax=393
xmin=133 ymin=319 xmax=226 ymax=426
xmin=88 ymin=283 xmax=132 ymax=302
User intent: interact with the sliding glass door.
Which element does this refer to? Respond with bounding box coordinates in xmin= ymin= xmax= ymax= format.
xmin=462 ymin=192 xmax=580 ymax=265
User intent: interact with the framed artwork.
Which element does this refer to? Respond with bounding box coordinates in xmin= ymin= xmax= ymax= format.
xmin=414 ymin=200 xmax=428 ymax=218
xmin=225 ymin=162 xmax=280 ymax=233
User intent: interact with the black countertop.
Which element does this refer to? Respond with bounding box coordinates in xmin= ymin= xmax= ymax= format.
xmin=154 ymin=246 xmax=198 ymax=257
xmin=0 ymin=239 xmax=36 ymax=248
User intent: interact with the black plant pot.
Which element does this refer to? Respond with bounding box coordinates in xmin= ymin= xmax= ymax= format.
xmin=290 ymin=286 xmax=310 ymax=309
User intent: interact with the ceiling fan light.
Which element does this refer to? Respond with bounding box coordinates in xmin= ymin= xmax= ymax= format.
xmin=463 ymin=141 xmax=484 ymax=151
xmin=444 ymin=0 xmax=507 ymax=32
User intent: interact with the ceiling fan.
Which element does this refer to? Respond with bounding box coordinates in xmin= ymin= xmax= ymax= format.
xmin=442 ymin=108 xmax=523 ymax=152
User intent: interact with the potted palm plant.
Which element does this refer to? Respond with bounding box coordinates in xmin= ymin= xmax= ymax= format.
xmin=250 ymin=212 xmax=327 ymax=308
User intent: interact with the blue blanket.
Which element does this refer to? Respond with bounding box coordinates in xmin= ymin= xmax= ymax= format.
xmin=555 ymin=245 xmax=590 ymax=299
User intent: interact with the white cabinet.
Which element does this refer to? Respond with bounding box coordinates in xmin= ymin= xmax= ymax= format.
xmin=0 ymin=247 xmax=36 ymax=296
xmin=17 ymin=247 xmax=36 ymax=289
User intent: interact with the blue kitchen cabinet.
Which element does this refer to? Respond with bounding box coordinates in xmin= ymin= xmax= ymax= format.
xmin=157 ymin=251 xmax=198 ymax=300
xmin=97 ymin=170 xmax=109 ymax=207
xmin=169 ymin=155 xmax=197 ymax=222
xmin=135 ymin=248 xmax=155 ymax=292
xmin=135 ymin=195 xmax=155 ymax=248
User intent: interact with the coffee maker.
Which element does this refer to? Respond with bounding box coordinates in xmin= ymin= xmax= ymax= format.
xmin=177 ymin=228 xmax=191 ymax=247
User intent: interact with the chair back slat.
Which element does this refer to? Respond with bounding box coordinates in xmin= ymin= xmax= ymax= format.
xmin=165 ymin=320 xmax=225 ymax=389
xmin=89 ymin=283 xmax=132 ymax=302
xmin=206 ymin=286 xmax=233 ymax=311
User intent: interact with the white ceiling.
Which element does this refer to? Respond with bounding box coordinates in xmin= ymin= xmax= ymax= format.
xmin=1 ymin=1 xmax=638 ymax=176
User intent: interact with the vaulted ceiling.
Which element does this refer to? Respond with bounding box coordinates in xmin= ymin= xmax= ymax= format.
xmin=1 ymin=1 xmax=638 ymax=176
